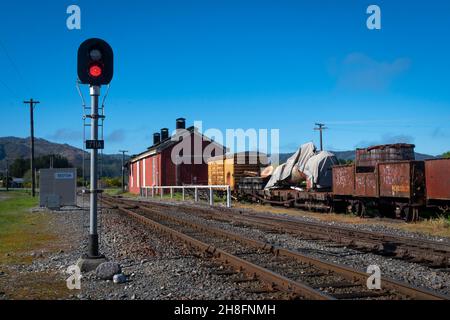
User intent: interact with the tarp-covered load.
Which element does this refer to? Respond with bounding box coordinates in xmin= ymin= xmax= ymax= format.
xmin=264 ymin=142 xmax=338 ymax=190
xmin=265 ymin=142 xmax=316 ymax=189
xmin=302 ymin=151 xmax=339 ymax=189
xmin=264 ymin=164 xmax=285 ymax=190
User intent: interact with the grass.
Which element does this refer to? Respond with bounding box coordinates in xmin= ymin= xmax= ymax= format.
xmin=0 ymin=191 xmax=74 ymax=299
xmin=397 ymin=216 xmax=450 ymax=238
xmin=102 ymin=188 xmax=123 ymax=196
xmin=0 ymin=191 xmax=56 ymax=265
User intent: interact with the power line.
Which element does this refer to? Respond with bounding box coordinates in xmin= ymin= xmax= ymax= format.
xmin=0 ymin=77 xmax=20 ymax=100
xmin=0 ymin=40 xmax=33 ymax=96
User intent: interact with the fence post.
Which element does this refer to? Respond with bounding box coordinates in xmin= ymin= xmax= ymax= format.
xmin=182 ymin=188 xmax=185 ymax=201
xmin=226 ymin=186 xmax=231 ymax=208
xmin=160 ymin=187 xmax=163 ymax=199
xmin=194 ymin=187 xmax=198 ymax=202
xmin=151 ymin=186 xmax=154 ymax=198
xmin=209 ymin=187 xmax=213 ymax=206
xmin=170 ymin=187 xmax=173 ymax=199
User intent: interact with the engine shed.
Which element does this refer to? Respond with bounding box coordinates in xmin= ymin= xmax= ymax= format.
xmin=128 ymin=118 xmax=225 ymax=194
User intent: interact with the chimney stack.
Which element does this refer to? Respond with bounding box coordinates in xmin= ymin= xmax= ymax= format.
xmin=176 ymin=118 xmax=186 ymax=130
xmin=153 ymin=132 xmax=161 ymax=145
xmin=160 ymin=128 xmax=169 ymax=141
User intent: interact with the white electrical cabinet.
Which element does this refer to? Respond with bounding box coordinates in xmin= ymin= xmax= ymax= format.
xmin=39 ymin=168 xmax=77 ymax=209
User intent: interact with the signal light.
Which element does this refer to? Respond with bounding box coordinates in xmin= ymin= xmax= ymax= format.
xmin=89 ymin=64 xmax=102 ymax=78
xmin=78 ymin=38 xmax=113 ymax=85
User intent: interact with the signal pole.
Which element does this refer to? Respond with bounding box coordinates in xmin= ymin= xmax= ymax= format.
xmin=23 ymin=99 xmax=40 ymax=197
xmin=314 ymin=123 xmax=328 ymax=151
xmin=77 ymin=38 xmax=113 ymax=269
xmin=119 ymin=150 xmax=128 ymax=193
xmin=89 ymin=86 xmax=101 ymax=258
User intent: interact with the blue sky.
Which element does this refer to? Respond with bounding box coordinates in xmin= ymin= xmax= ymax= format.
xmin=0 ymin=0 xmax=449 ymax=155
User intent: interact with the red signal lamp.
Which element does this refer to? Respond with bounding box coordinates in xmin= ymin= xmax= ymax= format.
xmin=89 ymin=64 xmax=102 ymax=78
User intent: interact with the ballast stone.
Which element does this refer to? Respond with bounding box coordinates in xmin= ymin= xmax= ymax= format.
xmin=96 ymin=262 xmax=122 ymax=280
xmin=113 ymin=273 xmax=127 ymax=284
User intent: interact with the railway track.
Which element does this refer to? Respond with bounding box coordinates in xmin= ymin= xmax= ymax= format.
xmin=106 ymin=196 xmax=450 ymax=268
xmin=102 ymin=196 xmax=448 ymax=300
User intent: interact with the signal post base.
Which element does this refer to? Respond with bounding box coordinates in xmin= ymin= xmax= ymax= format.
xmin=76 ymin=254 xmax=107 ymax=273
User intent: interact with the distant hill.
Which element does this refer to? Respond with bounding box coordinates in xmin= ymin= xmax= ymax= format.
xmin=274 ymin=150 xmax=435 ymax=165
xmin=0 ymin=136 xmax=438 ymax=177
xmin=0 ymin=137 xmax=129 ymax=177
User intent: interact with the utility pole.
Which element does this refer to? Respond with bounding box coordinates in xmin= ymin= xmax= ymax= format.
xmin=23 ymin=99 xmax=40 ymax=197
xmin=119 ymin=150 xmax=128 ymax=193
xmin=5 ymin=159 xmax=9 ymax=192
xmin=314 ymin=123 xmax=328 ymax=151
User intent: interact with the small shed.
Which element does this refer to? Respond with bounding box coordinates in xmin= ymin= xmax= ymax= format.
xmin=39 ymin=168 xmax=77 ymax=209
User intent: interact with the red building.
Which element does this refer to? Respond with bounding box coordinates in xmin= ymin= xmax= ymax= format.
xmin=128 ymin=118 xmax=225 ymax=194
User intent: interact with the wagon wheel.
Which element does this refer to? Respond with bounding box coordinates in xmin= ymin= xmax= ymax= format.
xmin=402 ymin=206 xmax=411 ymax=221
xmin=356 ymin=201 xmax=366 ymax=218
xmin=402 ymin=206 xmax=419 ymax=222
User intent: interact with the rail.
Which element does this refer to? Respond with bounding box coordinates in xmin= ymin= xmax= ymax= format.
xmin=140 ymin=185 xmax=232 ymax=208
xmin=103 ymin=196 xmax=448 ymax=300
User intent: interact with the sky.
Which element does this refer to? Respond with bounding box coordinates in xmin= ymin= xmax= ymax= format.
xmin=0 ymin=0 xmax=449 ymax=156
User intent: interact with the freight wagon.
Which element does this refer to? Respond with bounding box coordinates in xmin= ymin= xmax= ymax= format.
xmin=207 ymin=152 xmax=268 ymax=191
xmin=234 ymin=144 xmax=450 ymax=221
xmin=332 ymin=161 xmax=427 ymax=220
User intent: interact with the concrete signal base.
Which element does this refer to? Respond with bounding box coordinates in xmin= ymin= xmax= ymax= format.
xmin=76 ymin=254 xmax=108 ymax=273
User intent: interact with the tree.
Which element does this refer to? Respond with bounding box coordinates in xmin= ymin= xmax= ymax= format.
xmin=442 ymin=151 xmax=450 ymax=159
xmin=9 ymin=158 xmax=28 ymax=177
xmin=8 ymin=154 xmax=73 ymax=178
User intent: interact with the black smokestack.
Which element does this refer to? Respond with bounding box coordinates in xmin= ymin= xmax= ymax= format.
xmin=153 ymin=132 xmax=161 ymax=145
xmin=161 ymin=128 xmax=169 ymax=141
xmin=176 ymin=118 xmax=186 ymax=130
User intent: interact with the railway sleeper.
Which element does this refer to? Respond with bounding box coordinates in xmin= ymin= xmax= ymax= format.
xmin=103 ymin=198 xmax=449 ymax=300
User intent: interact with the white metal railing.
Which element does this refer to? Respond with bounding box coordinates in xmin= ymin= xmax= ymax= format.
xmin=140 ymin=185 xmax=232 ymax=208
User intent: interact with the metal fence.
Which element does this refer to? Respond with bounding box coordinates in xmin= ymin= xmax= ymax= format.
xmin=140 ymin=185 xmax=232 ymax=208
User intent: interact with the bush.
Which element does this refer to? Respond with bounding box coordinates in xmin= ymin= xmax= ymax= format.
xmin=100 ymin=177 xmax=122 ymax=188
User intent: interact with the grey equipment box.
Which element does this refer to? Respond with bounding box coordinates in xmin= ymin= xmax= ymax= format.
xmin=39 ymin=168 xmax=77 ymax=208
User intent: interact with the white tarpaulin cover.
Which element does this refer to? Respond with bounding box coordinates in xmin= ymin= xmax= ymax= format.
xmin=303 ymin=151 xmax=339 ymax=189
xmin=296 ymin=142 xmax=316 ymax=172
xmin=265 ymin=142 xmax=317 ymax=189
xmin=279 ymin=149 xmax=301 ymax=181
xmin=264 ymin=142 xmax=337 ymax=190
xmin=264 ymin=163 xmax=285 ymax=190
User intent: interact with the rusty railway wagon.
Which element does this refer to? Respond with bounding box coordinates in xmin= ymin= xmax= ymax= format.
xmin=235 ymin=145 xmax=450 ymax=221
xmin=332 ymin=161 xmax=428 ymax=220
